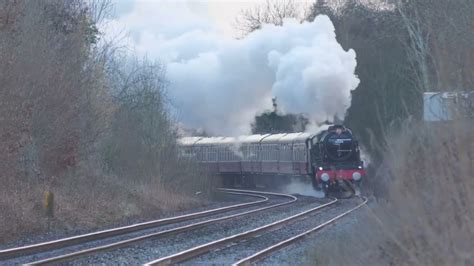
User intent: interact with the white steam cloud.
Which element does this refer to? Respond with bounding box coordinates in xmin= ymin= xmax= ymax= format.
xmin=105 ymin=1 xmax=359 ymax=136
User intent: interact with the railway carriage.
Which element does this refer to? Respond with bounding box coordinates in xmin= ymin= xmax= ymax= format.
xmin=178 ymin=125 xmax=365 ymax=194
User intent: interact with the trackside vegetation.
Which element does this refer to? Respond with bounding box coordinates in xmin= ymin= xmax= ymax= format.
xmin=0 ymin=0 xmax=214 ymax=243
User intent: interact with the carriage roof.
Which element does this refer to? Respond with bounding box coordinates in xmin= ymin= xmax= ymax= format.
xmin=178 ymin=132 xmax=316 ymax=146
xmin=279 ymin=132 xmax=313 ymax=143
xmin=177 ymin=137 xmax=202 ymax=146
xmin=232 ymin=134 xmax=266 ymax=143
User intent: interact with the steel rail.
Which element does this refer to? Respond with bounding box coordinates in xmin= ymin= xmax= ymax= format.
xmin=24 ymin=190 xmax=297 ymax=265
xmin=0 ymin=190 xmax=267 ymax=260
xmin=145 ymin=197 xmax=338 ymax=265
xmin=232 ymin=197 xmax=368 ymax=265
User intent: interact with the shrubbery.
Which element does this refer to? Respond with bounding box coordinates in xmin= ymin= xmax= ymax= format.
xmin=0 ymin=0 xmax=211 ymax=243
xmin=308 ymin=119 xmax=474 ymax=265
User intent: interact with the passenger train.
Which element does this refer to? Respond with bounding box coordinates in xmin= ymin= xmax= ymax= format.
xmin=178 ymin=125 xmax=365 ymax=195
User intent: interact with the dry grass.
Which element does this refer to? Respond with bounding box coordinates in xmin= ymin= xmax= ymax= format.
xmin=307 ymin=119 xmax=474 ymax=265
xmin=0 ymin=162 xmax=206 ymax=243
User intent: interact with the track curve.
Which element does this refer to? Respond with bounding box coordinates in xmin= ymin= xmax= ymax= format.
xmin=144 ymin=195 xmax=337 ymax=265
xmin=0 ymin=190 xmax=267 ymax=260
xmin=233 ymin=196 xmax=368 ymax=265
xmin=10 ymin=189 xmax=296 ymax=265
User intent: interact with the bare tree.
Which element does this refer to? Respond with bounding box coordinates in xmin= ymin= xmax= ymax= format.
xmin=395 ymin=0 xmax=474 ymax=91
xmin=86 ymin=0 xmax=112 ymax=24
xmin=234 ymin=0 xmax=300 ymax=36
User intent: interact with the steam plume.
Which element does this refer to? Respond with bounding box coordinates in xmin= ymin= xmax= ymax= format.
xmin=105 ymin=2 xmax=359 ymax=135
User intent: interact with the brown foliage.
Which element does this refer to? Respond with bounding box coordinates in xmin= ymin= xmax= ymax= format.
xmin=0 ymin=1 xmax=211 ymax=243
xmin=0 ymin=0 xmax=111 ymax=181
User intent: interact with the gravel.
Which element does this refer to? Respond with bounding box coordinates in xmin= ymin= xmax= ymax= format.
xmin=0 ymin=192 xmax=267 ymax=265
xmin=70 ymin=195 xmax=326 ymax=265
xmin=1 ymin=191 xmax=360 ymax=266
xmin=258 ymin=197 xmax=369 ymax=266
xmin=185 ymin=198 xmax=361 ymax=265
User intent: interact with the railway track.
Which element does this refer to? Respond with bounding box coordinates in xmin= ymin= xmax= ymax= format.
xmin=144 ymin=196 xmax=338 ymax=265
xmin=0 ymin=190 xmax=267 ymax=260
xmin=2 ymin=189 xmax=363 ymax=265
xmin=233 ymin=196 xmax=368 ymax=265
xmin=144 ymin=196 xmax=366 ymax=265
xmin=1 ymin=189 xmax=297 ymax=265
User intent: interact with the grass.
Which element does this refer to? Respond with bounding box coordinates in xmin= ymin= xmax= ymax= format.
xmin=306 ymin=119 xmax=474 ymax=265
xmin=0 ymin=162 xmax=210 ymax=244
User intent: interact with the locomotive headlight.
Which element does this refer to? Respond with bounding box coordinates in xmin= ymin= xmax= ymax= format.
xmin=352 ymin=172 xmax=362 ymax=181
xmin=318 ymin=167 xmax=323 ymax=171
xmin=321 ymin=173 xmax=330 ymax=182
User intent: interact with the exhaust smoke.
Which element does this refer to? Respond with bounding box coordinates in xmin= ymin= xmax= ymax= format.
xmin=105 ymin=2 xmax=359 ymax=135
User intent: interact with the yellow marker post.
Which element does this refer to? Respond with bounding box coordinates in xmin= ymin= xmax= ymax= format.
xmin=44 ymin=191 xmax=54 ymax=230
xmin=44 ymin=191 xmax=54 ymax=218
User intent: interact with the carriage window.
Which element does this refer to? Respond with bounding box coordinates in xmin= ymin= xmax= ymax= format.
xmin=280 ymin=144 xmax=292 ymax=161
xmin=261 ymin=145 xmax=268 ymax=161
xmin=293 ymin=144 xmax=306 ymax=162
xmin=212 ymin=146 xmax=217 ymax=161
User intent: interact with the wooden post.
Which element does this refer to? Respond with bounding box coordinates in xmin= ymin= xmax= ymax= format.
xmin=44 ymin=191 xmax=54 ymax=229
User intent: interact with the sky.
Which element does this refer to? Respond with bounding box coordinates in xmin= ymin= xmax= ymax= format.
xmin=110 ymin=0 xmax=311 ymax=37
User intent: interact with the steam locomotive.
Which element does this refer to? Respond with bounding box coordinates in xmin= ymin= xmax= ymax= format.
xmin=178 ymin=125 xmax=365 ymax=195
